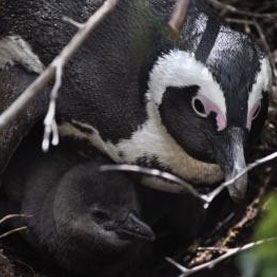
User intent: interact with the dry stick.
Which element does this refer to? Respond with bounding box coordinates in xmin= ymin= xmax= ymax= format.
xmin=0 ymin=214 xmax=32 ymax=225
xmin=0 ymin=0 xmax=120 ymax=133
xmin=207 ymin=0 xmax=277 ymax=19
xmin=100 ymin=164 xmax=208 ymax=201
xmin=13 ymin=260 xmax=36 ymax=277
xmin=0 ymin=251 xmax=8 ymax=261
xmin=166 ymin=237 xmax=277 ymax=277
xmin=63 ymin=16 xmax=85 ymax=29
xmin=205 ymin=151 xmax=277 ymax=207
xmin=101 ymin=150 xmax=277 ymax=209
xmin=222 ymin=176 xmax=270 ymax=247
xmin=189 ymin=177 xmax=269 ymax=268
xmin=168 ymin=0 xmax=191 ymax=37
xmin=0 ymin=226 xmax=28 ymax=240
xmin=42 ymin=58 xmax=63 ymax=151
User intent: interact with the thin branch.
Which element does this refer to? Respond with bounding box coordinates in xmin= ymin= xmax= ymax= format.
xmin=100 ymin=164 xmax=209 ymax=203
xmin=0 ymin=251 xmax=8 ymax=262
xmin=168 ymin=0 xmax=191 ymax=37
xmin=0 ymin=214 xmax=33 ymax=225
xmin=204 ymin=151 xmax=277 ymax=205
xmin=42 ymin=58 xmax=63 ymax=152
xmin=0 ymin=226 xmax=28 ymax=240
xmin=207 ymin=0 xmax=277 ymax=19
xmin=13 ymin=260 xmax=36 ymax=277
xmin=63 ymin=16 xmax=85 ymax=29
xmin=166 ymin=237 xmax=277 ymax=277
xmin=101 ymin=150 xmax=277 ymax=209
xmin=189 ymin=178 xmax=270 ymax=268
xmin=225 ymin=18 xmax=253 ymax=25
xmin=0 ymin=0 xmax=119 ymax=129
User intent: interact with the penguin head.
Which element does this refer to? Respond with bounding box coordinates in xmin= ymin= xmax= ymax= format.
xmin=53 ymin=163 xmax=155 ymax=246
xmin=51 ymin=162 xmax=154 ymax=274
xmin=146 ymin=25 xmax=272 ymax=201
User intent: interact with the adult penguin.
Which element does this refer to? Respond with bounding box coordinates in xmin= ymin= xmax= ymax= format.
xmin=0 ymin=0 xmax=272 ymax=202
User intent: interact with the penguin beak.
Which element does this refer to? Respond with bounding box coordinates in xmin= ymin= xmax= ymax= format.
xmin=115 ymin=211 xmax=155 ymax=242
xmin=215 ymin=127 xmax=248 ymax=202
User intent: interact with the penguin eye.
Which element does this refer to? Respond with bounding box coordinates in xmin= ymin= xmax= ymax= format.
xmin=251 ymin=101 xmax=261 ymax=120
xmin=91 ymin=209 xmax=110 ymax=223
xmin=191 ymin=95 xmax=227 ymax=130
xmin=192 ymin=96 xmax=208 ymax=117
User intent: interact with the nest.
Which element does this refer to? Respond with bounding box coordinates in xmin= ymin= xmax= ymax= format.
xmin=0 ymin=0 xmax=276 ymax=276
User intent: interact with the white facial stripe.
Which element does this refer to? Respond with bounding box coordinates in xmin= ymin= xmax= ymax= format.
xmin=248 ymin=57 xmax=272 ymax=117
xmin=147 ymin=49 xmax=227 ymax=118
xmin=0 ymin=35 xmax=44 ymax=74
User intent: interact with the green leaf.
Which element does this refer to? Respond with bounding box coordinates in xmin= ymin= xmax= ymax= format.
xmin=238 ymin=192 xmax=277 ymax=277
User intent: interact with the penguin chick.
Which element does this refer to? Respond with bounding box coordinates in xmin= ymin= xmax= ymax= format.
xmin=2 ymin=141 xmax=155 ymax=277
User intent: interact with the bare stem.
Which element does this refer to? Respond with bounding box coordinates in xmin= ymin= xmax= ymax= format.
xmin=100 ymin=164 xmax=209 ymax=203
xmin=166 ymin=237 xmax=277 ymax=277
xmin=0 ymin=214 xmax=33 ymax=225
xmin=207 ymin=0 xmax=277 ymax=19
xmin=168 ymin=0 xmax=191 ymax=37
xmin=101 ymin=150 xmax=277 ymax=209
xmin=0 ymin=226 xmax=28 ymax=240
xmin=42 ymin=58 xmax=63 ymax=152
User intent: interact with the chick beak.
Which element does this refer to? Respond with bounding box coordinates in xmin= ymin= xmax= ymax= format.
xmin=216 ymin=127 xmax=248 ymax=202
xmin=116 ymin=211 xmax=155 ymax=242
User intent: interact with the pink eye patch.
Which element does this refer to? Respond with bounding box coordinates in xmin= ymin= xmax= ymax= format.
xmin=192 ymin=95 xmax=226 ymax=131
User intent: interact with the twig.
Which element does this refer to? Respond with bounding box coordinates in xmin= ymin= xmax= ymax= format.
xmin=0 ymin=0 xmax=119 ymax=133
xmin=0 ymin=214 xmax=33 ymax=225
xmin=225 ymin=18 xmax=253 ymax=25
xmin=207 ymin=0 xmax=277 ymax=19
xmin=14 ymin=260 xmax=36 ymax=277
xmin=166 ymin=237 xmax=277 ymax=277
xmin=42 ymin=58 xmax=63 ymax=151
xmin=0 ymin=250 xmax=8 ymax=261
xmin=63 ymin=16 xmax=85 ymax=29
xmin=222 ymin=186 xmax=267 ymax=247
xmin=210 ymin=213 xmax=235 ymax=237
xmin=101 ymin=150 xmax=277 ymax=209
xmin=168 ymin=0 xmax=191 ymax=37
xmin=100 ymin=164 xmax=209 ymax=202
xmin=205 ymin=151 xmax=277 ymax=206
xmin=0 ymin=226 xmax=28 ymax=240
xmin=189 ymin=175 xmax=270 ymax=267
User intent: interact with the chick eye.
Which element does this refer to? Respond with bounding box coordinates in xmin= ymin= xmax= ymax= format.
xmin=91 ymin=209 xmax=110 ymax=223
xmin=192 ymin=97 xmax=208 ymax=117
xmin=251 ymin=101 xmax=261 ymax=120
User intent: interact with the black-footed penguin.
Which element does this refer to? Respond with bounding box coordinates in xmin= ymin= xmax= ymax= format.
xmin=0 ymin=0 xmax=272 ymax=202
xmin=1 ymin=137 xmax=155 ymax=277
